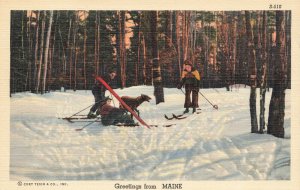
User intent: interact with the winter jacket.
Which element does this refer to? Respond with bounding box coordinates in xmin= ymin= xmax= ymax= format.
xmin=178 ymin=69 xmax=201 ymax=88
xmin=92 ymin=75 xmax=112 ymax=95
xmin=100 ymin=104 xmax=125 ymax=117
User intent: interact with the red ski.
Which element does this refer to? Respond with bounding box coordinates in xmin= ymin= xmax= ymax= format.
xmin=96 ymin=76 xmax=150 ymax=129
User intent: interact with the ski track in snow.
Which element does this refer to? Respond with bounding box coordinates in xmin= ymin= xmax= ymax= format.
xmin=10 ymin=86 xmax=290 ymax=180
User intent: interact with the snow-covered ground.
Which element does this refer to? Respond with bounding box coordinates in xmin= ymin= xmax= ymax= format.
xmin=10 ymin=85 xmax=291 ymax=180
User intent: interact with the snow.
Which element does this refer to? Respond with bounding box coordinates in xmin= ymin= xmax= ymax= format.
xmin=10 ymin=86 xmax=291 ymax=180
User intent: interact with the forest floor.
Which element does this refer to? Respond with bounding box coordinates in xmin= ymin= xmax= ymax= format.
xmin=10 ymin=85 xmax=290 ymax=180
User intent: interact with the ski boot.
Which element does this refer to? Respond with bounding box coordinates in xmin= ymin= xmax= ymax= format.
xmin=95 ymin=109 xmax=101 ymax=117
xmin=183 ymin=108 xmax=189 ymax=114
xmin=87 ymin=111 xmax=96 ymax=119
xmin=193 ymin=108 xmax=196 ymax=113
xmin=128 ymin=122 xmax=139 ymax=126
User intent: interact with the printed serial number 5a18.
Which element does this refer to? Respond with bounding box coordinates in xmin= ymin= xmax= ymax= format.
xmin=269 ymin=4 xmax=282 ymax=9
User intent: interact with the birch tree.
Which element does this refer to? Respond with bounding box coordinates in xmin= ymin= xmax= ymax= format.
xmin=42 ymin=10 xmax=54 ymax=94
xmin=245 ymin=11 xmax=258 ymax=133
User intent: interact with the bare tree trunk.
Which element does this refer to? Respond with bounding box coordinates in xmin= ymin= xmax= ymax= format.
xmin=74 ymin=48 xmax=78 ymax=91
xmin=189 ymin=11 xmax=195 ymax=57
xmin=25 ymin=11 xmax=32 ymax=91
xmin=184 ymin=11 xmax=190 ymax=60
xmin=121 ymin=11 xmax=126 ymax=87
xmin=58 ymin=27 xmax=67 ymax=75
xmin=259 ymin=11 xmax=268 ymax=133
xmin=268 ymin=32 xmax=275 ymax=91
xmin=42 ymin=10 xmax=53 ymax=94
xmin=285 ymin=11 xmax=291 ymax=89
xmin=182 ymin=11 xmax=187 ymax=61
xmin=69 ymin=39 xmax=73 ymax=88
xmin=36 ymin=11 xmax=46 ymax=93
xmin=119 ymin=11 xmax=123 ymax=87
xmin=245 ymin=11 xmax=258 ymax=133
xmin=73 ymin=13 xmax=78 ymax=91
xmin=231 ymin=13 xmax=237 ymax=85
xmin=84 ymin=26 xmax=87 ymax=90
xmin=94 ymin=11 xmax=98 ymax=77
xmin=49 ymin=12 xmax=57 ymax=91
xmin=172 ymin=11 xmax=180 ymax=81
xmin=267 ymin=11 xmax=286 ymax=138
xmin=116 ymin=11 xmax=127 ymax=87
xmin=193 ymin=19 xmax=197 ymax=53
xmin=163 ymin=10 xmax=173 ymax=86
xmin=219 ymin=12 xmax=230 ymax=91
xmin=48 ymin=32 xmax=54 ymax=91
xmin=49 ymin=46 xmax=52 ymax=89
xmin=32 ymin=11 xmax=40 ymax=92
xmin=97 ymin=12 xmax=101 ymax=76
xmin=150 ymin=11 xmax=165 ymax=104
xmin=176 ymin=11 xmax=182 ymax=75
xmin=142 ymin=33 xmax=147 ymax=85
xmin=21 ymin=11 xmax=25 ymax=63
xmin=165 ymin=10 xmax=172 ymax=48
xmin=224 ymin=16 xmax=230 ymax=90
xmin=172 ymin=11 xmax=177 ymax=48
xmin=136 ymin=12 xmax=141 ymax=86
xmin=116 ymin=11 xmax=121 ymax=87
xmin=68 ymin=14 xmax=73 ymax=89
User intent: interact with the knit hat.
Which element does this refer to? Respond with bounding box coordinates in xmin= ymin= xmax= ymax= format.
xmin=183 ymin=60 xmax=192 ymax=66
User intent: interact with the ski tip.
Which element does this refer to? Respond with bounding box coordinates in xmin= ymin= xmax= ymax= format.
xmin=66 ymin=118 xmax=74 ymax=123
xmin=164 ymin=124 xmax=176 ymax=127
xmin=116 ymin=123 xmax=141 ymax=127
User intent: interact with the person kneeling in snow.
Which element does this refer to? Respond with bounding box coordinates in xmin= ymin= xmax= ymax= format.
xmin=98 ymin=97 xmax=137 ymax=126
xmin=177 ymin=60 xmax=201 ymax=113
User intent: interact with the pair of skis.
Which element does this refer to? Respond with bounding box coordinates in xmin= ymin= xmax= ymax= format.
xmin=164 ymin=113 xmax=187 ymax=120
xmin=61 ymin=115 xmax=176 ymax=128
xmin=60 ymin=116 xmax=101 ymax=123
xmin=164 ymin=109 xmax=201 ymax=120
xmin=61 ymin=109 xmax=201 ymax=126
xmin=117 ymin=124 xmax=175 ymax=128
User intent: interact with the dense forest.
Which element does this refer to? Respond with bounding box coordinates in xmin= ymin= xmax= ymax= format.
xmin=10 ymin=10 xmax=291 ymax=92
xmin=10 ymin=10 xmax=291 ymax=137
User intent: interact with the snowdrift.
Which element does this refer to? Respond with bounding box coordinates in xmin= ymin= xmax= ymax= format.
xmin=10 ymin=86 xmax=290 ymax=180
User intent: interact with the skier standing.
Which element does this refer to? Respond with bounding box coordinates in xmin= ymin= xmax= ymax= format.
xmin=87 ymin=69 xmax=117 ymax=118
xmin=177 ymin=60 xmax=201 ymax=113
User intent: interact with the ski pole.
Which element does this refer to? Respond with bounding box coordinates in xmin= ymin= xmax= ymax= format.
xmin=180 ymin=88 xmax=218 ymax=110
xmin=67 ymin=99 xmax=102 ymax=118
xmin=75 ymin=117 xmax=101 ymax=131
xmin=198 ymin=90 xmax=218 ymax=110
